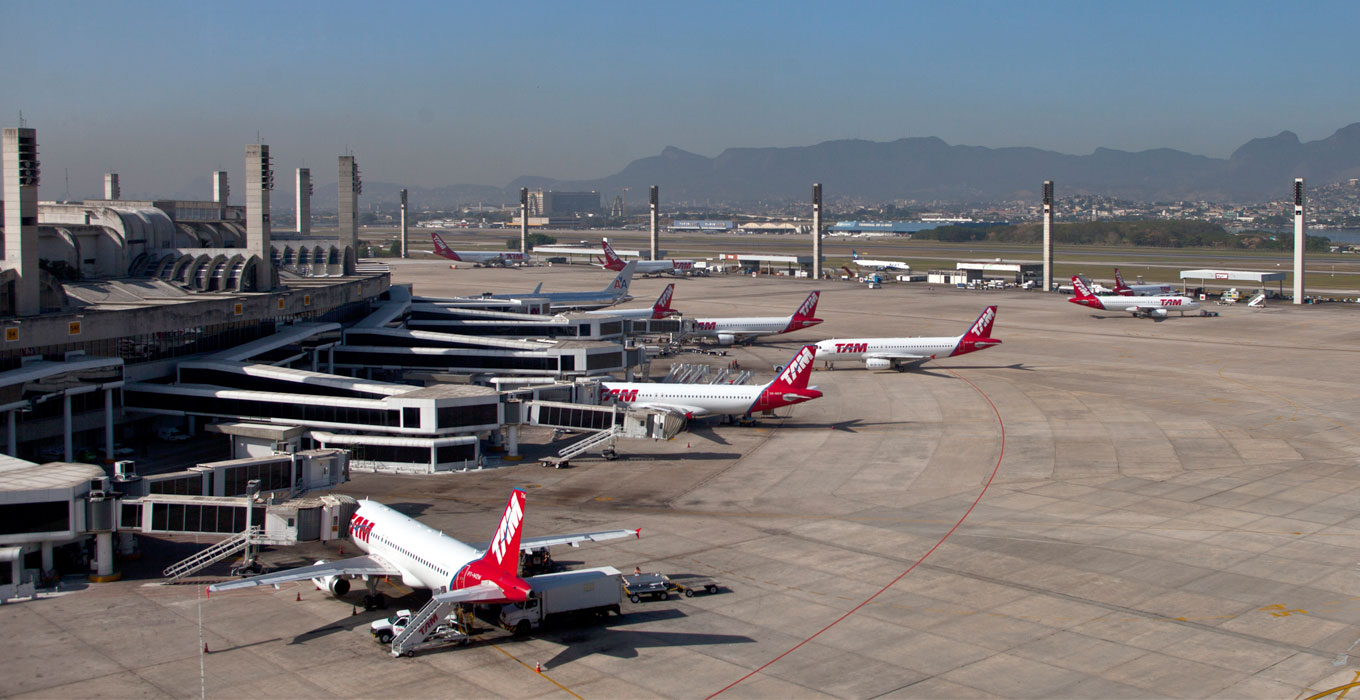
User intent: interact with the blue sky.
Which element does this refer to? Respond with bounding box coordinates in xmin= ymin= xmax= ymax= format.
xmin=3 ymin=0 xmax=1358 ymax=200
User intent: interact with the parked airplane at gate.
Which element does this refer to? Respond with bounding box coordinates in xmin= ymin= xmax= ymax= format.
xmin=483 ymin=260 xmax=636 ymax=311
xmin=1113 ymin=268 xmax=1175 ymax=296
xmin=693 ymin=290 xmax=823 ymax=345
xmin=207 ymin=490 xmax=638 ymax=611
xmin=601 ymin=344 xmax=822 ymax=420
xmin=851 ymin=250 xmax=912 ymax=271
xmin=815 ymin=306 xmax=1001 ymax=371
xmin=1069 ymin=276 xmax=1200 ymax=318
xmin=430 ymin=232 xmax=529 ymax=267
xmin=584 ymin=283 xmax=678 ymax=320
xmin=599 ymin=239 xmax=697 ymax=276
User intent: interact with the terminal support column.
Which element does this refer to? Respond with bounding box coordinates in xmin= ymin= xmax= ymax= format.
xmin=7 ymin=410 xmax=15 ymax=456
xmin=63 ymin=393 xmax=73 ymax=462
xmin=104 ymin=388 xmax=114 ymax=463
xmin=505 ymin=424 xmax=519 ymax=460
xmin=94 ymin=532 xmax=113 ymax=577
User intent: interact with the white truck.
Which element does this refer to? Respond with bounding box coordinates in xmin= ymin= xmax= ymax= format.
xmin=499 ymin=566 xmax=623 ymax=636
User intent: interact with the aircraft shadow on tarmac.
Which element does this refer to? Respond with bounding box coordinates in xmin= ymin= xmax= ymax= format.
xmin=539 ymin=608 xmax=756 ymax=669
xmin=913 ymin=362 xmax=1032 ymax=378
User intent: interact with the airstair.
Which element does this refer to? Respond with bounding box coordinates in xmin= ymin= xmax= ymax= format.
xmin=524 ymin=400 xmax=686 ymax=466
xmin=162 ymin=526 xmax=262 ymax=583
xmin=389 ymin=596 xmax=468 ymax=657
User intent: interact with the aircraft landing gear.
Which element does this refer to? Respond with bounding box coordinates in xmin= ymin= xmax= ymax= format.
xmin=361 ymin=577 xmax=387 ymax=610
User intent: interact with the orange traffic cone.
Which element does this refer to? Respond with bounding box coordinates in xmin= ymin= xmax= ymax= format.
xmin=295 ymin=591 xmax=301 ymax=602
xmin=351 ymin=606 xmax=359 ymax=616
xmin=535 ymin=662 xmax=542 ymax=673
xmin=203 ymin=643 xmax=210 ymax=654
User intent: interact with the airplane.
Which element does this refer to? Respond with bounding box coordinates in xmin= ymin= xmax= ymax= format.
xmin=599 ymin=239 xmax=698 ymax=276
xmin=1113 ymin=268 xmax=1175 ymax=296
xmin=584 ymin=283 xmax=678 ymax=320
xmin=601 ymin=344 xmax=822 ymax=420
xmin=1068 ymin=275 xmax=1200 ymax=318
xmin=815 ymin=306 xmax=1001 ymax=371
xmin=851 ymin=250 xmax=912 ymax=272
xmin=207 ymin=490 xmax=638 ymax=611
xmin=693 ymin=290 xmax=823 ymax=345
xmin=483 ymin=260 xmax=636 ymax=311
xmin=430 ymin=232 xmax=529 ymax=267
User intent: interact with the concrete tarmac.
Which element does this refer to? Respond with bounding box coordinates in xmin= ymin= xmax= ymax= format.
xmin=8 ymin=262 xmax=1360 ymax=698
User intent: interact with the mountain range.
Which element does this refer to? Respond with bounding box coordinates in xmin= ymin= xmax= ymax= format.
xmin=187 ymin=122 xmax=1360 ymax=208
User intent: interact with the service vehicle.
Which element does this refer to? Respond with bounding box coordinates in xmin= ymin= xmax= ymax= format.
xmin=623 ymin=572 xmax=672 ymax=603
xmin=370 ymin=609 xmax=468 ymax=647
xmin=499 ymin=566 xmax=623 ymax=636
xmin=667 ymin=575 xmax=721 ymax=597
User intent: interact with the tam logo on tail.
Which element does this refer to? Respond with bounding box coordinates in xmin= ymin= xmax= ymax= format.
xmin=431 ymin=232 xmax=460 ymax=261
xmin=488 ymin=490 xmax=525 ymax=566
xmin=1072 ymin=276 xmax=1095 ymax=299
xmin=966 ymin=306 xmax=997 ymax=338
xmin=777 ymin=345 xmax=816 ymax=387
xmin=1113 ymin=268 xmax=1129 ymax=292
xmin=600 ymin=240 xmax=625 ymax=269
xmin=795 ymin=291 xmax=820 ymax=319
xmin=652 ymin=284 xmax=675 ymax=318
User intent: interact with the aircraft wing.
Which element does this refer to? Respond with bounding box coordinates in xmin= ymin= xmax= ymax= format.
xmin=469 ymin=528 xmax=641 ymax=553
xmin=865 ymin=352 xmax=934 ymax=369
xmin=206 ymin=554 xmax=402 ymax=593
xmin=430 ymin=581 xmax=513 ymax=605
xmin=520 ymin=528 xmax=641 ymax=550
xmin=633 ymin=401 xmax=710 ymax=418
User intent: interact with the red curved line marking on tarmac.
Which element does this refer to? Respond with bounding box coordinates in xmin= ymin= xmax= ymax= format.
xmin=705 ymin=369 xmax=1006 ymax=699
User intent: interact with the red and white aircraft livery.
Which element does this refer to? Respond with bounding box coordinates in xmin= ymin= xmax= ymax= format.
xmin=585 ymin=283 xmax=678 ymax=320
xmin=599 ymin=239 xmax=697 ymax=276
xmin=602 ymin=344 xmax=822 ymax=419
xmin=694 ymin=290 xmax=823 ymax=345
xmin=206 ymin=490 xmax=638 ymax=611
xmin=815 ymin=306 xmax=1001 ymax=371
xmin=1069 ymin=275 xmax=1200 ymax=318
xmin=1113 ymin=268 xmax=1175 ymax=296
xmin=430 ymin=232 xmax=529 ymax=267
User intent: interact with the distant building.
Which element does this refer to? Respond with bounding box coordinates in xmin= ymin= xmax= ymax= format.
xmin=669 ymin=220 xmax=733 ymax=233
xmin=527 ymin=189 xmax=600 ymax=217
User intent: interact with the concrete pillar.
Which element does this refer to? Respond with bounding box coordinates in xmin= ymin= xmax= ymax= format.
xmin=338 ymin=156 xmax=360 ymax=254
xmin=812 ymin=183 xmax=823 ymax=280
xmin=94 ymin=532 xmax=113 ymax=577
xmin=296 ymin=168 xmax=311 ymax=236
xmin=7 ymin=409 xmax=15 ymax=456
xmin=212 ymin=170 xmax=229 ymax=204
xmin=104 ymin=173 xmax=119 ymax=200
xmin=1042 ymin=181 xmax=1054 ymax=292
xmin=328 ymin=346 xmax=335 ymax=373
xmin=103 ymin=388 xmax=114 ymax=463
xmin=506 ymin=424 xmax=519 ymax=458
xmin=245 ymin=144 xmax=274 ymax=292
xmin=62 ymin=393 xmax=72 ymax=462
xmin=519 ymin=188 xmax=529 ymax=254
xmin=649 ymin=186 xmax=659 ymax=261
xmin=2 ymin=127 xmax=41 ymax=316
xmin=41 ymin=541 xmax=53 ymax=571
xmin=399 ymin=189 xmax=409 ymax=258
xmin=311 ymin=348 xmax=319 ymax=372
xmin=1293 ymin=178 xmax=1305 ymax=304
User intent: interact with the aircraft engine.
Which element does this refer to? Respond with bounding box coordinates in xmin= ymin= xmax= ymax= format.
xmin=1150 ymin=308 xmax=1168 ymax=318
xmin=310 ymin=561 xmax=351 ymax=597
xmin=864 ymin=358 xmax=894 ymax=371
xmin=716 ymin=333 xmax=736 ymax=346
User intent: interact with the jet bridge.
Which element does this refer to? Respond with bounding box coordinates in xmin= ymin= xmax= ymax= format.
xmin=522 ymin=400 xmax=686 ymax=467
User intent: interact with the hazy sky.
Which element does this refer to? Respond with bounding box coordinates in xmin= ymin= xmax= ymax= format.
xmin=3 ymin=0 xmax=1359 ymax=201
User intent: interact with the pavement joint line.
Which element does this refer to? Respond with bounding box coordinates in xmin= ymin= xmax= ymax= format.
xmin=705 ymin=368 xmax=1007 ymax=698
xmin=1217 ymin=365 xmax=1360 ymax=441
xmin=490 ymin=643 xmax=584 ymax=700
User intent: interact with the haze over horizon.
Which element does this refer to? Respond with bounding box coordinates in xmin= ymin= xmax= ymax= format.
xmin=3 ymin=0 xmax=1359 ymax=202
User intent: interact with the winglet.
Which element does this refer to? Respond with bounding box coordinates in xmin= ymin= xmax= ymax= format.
xmin=635 ymin=528 xmax=642 ymax=539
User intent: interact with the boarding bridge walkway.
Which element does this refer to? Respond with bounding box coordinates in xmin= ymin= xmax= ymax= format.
xmin=162 ymin=526 xmax=264 ymax=583
xmin=523 ymin=400 xmax=686 ymax=467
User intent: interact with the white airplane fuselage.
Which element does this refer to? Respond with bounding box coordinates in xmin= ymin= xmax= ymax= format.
xmin=815 ymin=336 xmax=963 ymax=362
xmin=349 ymin=500 xmax=476 ymax=591
xmin=600 ymin=382 xmax=769 ymax=417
